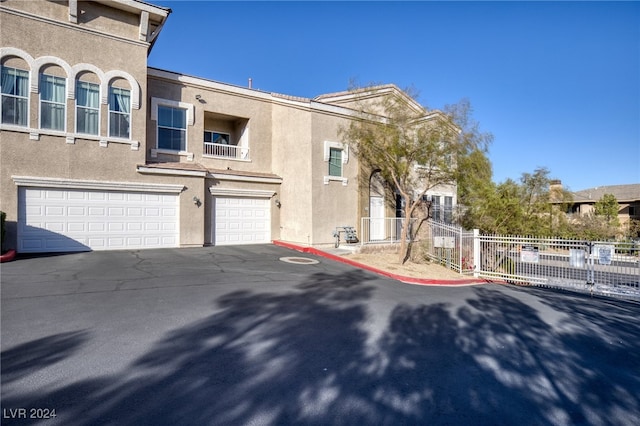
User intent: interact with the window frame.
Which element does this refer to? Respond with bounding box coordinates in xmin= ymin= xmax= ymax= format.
xmin=1 ymin=66 xmax=30 ymax=127
xmin=108 ymin=85 xmax=131 ymax=139
xmin=328 ymin=147 xmax=343 ymax=177
xmin=444 ymin=195 xmax=453 ymax=223
xmin=432 ymin=195 xmax=441 ymax=221
xmin=39 ymin=73 xmax=66 ymax=132
xmin=75 ymin=80 xmax=100 ymax=136
xmin=157 ymin=104 xmax=187 ymax=152
xmin=323 ymin=140 xmax=349 ymax=185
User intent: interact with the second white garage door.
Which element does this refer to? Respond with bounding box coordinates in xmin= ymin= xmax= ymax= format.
xmin=213 ymin=197 xmax=271 ymax=245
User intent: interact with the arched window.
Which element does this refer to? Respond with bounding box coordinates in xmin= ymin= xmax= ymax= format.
xmin=1 ymin=64 xmax=29 ymax=126
xmin=75 ymin=72 xmax=100 ymax=135
xmin=108 ymin=79 xmax=130 ymax=139
xmin=39 ymin=65 xmax=67 ymax=131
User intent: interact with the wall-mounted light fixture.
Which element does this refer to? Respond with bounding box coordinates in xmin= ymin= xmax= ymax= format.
xmin=195 ymin=94 xmax=202 ymax=100
xmin=195 ymin=94 xmax=206 ymax=104
xmin=275 ymin=199 xmax=281 ymax=208
xmin=192 ymin=196 xmax=201 ymax=207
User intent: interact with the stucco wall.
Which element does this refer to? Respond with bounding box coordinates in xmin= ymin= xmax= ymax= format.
xmin=271 ymin=102 xmax=313 ymax=244
xmin=309 ymin=111 xmax=359 ymax=245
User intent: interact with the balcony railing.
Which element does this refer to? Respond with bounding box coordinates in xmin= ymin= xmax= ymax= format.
xmin=203 ymin=142 xmax=249 ymax=160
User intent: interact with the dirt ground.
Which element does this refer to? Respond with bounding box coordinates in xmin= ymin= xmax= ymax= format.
xmin=342 ymin=250 xmax=467 ymax=280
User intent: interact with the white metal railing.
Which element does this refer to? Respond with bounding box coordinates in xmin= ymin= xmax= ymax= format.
xmin=203 ymin=142 xmax=249 ymax=160
xmin=423 ymin=219 xmax=476 ymax=274
xmin=476 ymin=234 xmax=640 ymax=299
xmin=360 ymin=217 xmax=415 ymax=245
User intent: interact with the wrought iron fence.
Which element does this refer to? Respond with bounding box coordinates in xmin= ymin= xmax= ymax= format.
xmin=360 ymin=217 xmax=640 ymax=300
xmin=422 ymin=219 xmax=476 ymax=274
xmin=477 ymin=234 xmax=640 ymax=299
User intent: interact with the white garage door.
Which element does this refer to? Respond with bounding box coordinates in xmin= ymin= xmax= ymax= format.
xmin=18 ymin=187 xmax=179 ymax=253
xmin=214 ymin=197 xmax=271 ymax=245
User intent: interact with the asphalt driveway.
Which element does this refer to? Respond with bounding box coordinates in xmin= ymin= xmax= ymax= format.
xmin=2 ymin=245 xmax=639 ymax=425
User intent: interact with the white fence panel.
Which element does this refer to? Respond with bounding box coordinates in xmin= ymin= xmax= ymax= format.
xmin=361 ymin=218 xmax=640 ymax=300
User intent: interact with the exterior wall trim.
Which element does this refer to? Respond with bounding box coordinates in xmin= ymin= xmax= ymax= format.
xmin=0 ymin=125 xmax=140 ymax=150
xmin=209 ymin=187 xmax=276 ymax=198
xmin=137 ymin=166 xmax=207 ymax=177
xmin=208 ymin=173 xmax=283 ymax=184
xmin=12 ymin=176 xmax=185 ymax=193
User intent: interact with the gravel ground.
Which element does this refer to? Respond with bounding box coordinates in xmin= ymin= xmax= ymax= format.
xmin=342 ymin=251 xmax=467 ymax=280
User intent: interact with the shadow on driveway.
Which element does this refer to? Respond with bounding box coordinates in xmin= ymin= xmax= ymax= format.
xmin=2 ymin=269 xmax=639 ymax=425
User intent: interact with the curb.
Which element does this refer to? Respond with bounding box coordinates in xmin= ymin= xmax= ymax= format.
xmin=273 ymin=240 xmax=489 ymax=286
xmin=0 ymin=249 xmax=17 ymax=263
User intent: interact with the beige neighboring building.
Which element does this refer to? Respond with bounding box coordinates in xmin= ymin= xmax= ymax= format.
xmin=567 ymin=184 xmax=640 ymax=229
xmin=1 ymin=0 xmax=457 ymax=253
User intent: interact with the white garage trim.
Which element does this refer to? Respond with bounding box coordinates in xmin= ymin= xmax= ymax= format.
xmin=12 ymin=176 xmax=184 ymax=193
xmin=17 ymin=187 xmax=180 ymax=253
xmin=209 ymin=187 xmax=275 ymax=198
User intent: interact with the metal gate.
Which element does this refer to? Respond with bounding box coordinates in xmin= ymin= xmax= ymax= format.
xmin=370 ymin=218 xmax=640 ymax=300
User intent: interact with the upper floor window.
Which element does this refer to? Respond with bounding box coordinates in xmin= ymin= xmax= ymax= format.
xmin=323 ymin=140 xmax=348 ymax=185
xmin=76 ymin=81 xmax=99 ymax=135
xmin=328 ymin=147 xmax=343 ymax=177
xmin=109 ymin=86 xmax=130 ymax=139
xmin=158 ymin=105 xmax=186 ymax=151
xmin=40 ymin=74 xmax=66 ymax=131
xmin=1 ymin=66 xmax=29 ymax=126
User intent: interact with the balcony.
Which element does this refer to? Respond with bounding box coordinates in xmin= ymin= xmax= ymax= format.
xmin=203 ymin=142 xmax=250 ymax=160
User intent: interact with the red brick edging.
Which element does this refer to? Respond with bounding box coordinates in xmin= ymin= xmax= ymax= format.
xmin=273 ymin=240 xmax=488 ymax=286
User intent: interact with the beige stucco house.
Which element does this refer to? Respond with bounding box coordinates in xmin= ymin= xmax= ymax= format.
xmin=1 ymin=0 xmax=456 ymax=253
xmin=568 ymin=184 xmax=640 ymax=230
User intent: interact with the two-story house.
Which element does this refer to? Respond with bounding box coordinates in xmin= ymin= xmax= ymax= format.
xmin=1 ymin=0 xmax=457 ymax=253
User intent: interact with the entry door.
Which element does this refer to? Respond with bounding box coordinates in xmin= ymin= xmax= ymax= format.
xmin=369 ymin=196 xmax=385 ymax=241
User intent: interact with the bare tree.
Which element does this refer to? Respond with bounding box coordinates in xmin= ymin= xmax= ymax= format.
xmin=340 ymin=85 xmax=491 ymax=263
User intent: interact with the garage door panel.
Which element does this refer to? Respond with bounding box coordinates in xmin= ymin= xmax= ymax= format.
xmin=68 ymin=206 xmax=86 ymax=216
xmin=213 ymin=196 xmax=271 ymax=245
xmin=46 ymin=190 xmax=65 ymax=200
xmin=68 ymin=222 xmax=86 ymax=232
xmin=128 ymin=223 xmax=143 ymax=231
xmin=68 ymin=191 xmax=85 ymax=200
xmin=18 ymin=187 xmax=179 ymax=253
xmin=45 ymin=222 xmax=65 ymax=232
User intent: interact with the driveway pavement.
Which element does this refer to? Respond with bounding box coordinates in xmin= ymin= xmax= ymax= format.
xmin=2 ymin=245 xmax=639 ymax=425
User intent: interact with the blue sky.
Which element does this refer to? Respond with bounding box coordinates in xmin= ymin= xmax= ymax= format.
xmin=148 ymin=1 xmax=640 ymax=192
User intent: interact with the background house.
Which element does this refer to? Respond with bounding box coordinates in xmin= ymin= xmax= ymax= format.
xmin=567 ymin=183 xmax=640 ymax=229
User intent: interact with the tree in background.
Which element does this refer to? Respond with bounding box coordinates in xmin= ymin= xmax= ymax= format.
xmin=459 ymin=167 xmax=573 ymax=236
xmin=341 ymin=88 xmax=491 ymax=264
xmin=593 ymin=193 xmax=620 ymax=226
